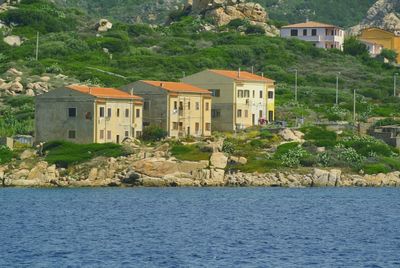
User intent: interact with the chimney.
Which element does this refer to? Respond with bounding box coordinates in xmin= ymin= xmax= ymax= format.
xmin=238 ymin=68 xmax=241 ymax=78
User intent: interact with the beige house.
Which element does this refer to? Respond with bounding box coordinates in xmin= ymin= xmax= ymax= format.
xmin=122 ymin=81 xmax=212 ymax=138
xmin=35 ymin=85 xmax=143 ymax=144
xmin=280 ymin=21 xmax=345 ymax=50
xmin=182 ymin=69 xmax=276 ymax=132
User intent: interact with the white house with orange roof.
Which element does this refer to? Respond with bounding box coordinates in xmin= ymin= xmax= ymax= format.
xmin=122 ymin=81 xmax=212 ymax=138
xmin=182 ymin=69 xmax=276 ymax=132
xmin=280 ymin=21 xmax=345 ymax=50
xmin=35 ymin=85 xmax=143 ymax=144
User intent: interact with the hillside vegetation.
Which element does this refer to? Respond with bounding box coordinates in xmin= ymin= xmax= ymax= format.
xmin=0 ymin=0 xmax=400 ymax=137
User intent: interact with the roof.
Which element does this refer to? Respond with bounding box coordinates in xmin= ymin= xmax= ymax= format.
xmin=67 ymin=85 xmax=142 ymax=100
xmin=361 ymin=27 xmax=400 ymax=36
xmin=281 ymin=21 xmax=340 ymax=29
xmin=359 ymin=39 xmax=384 ymax=46
xmin=209 ymin=69 xmax=275 ymax=83
xmin=139 ymin=81 xmax=211 ymax=94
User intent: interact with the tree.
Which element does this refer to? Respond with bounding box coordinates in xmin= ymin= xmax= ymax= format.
xmin=380 ymin=48 xmax=398 ymax=63
xmin=343 ymin=37 xmax=368 ymax=57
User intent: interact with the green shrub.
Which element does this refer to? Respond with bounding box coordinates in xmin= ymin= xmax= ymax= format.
xmin=260 ymin=129 xmax=273 ymax=139
xmin=141 ymin=126 xmax=167 ymax=142
xmin=0 ymin=146 xmax=13 ymax=164
xmin=342 ymin=136 xmax=393 ymax=157
xmin=245 ymin=24 xmax=266 ymax=35
xmin=222 ymin=140 xmax=235 ymax=154
xmin=274 ymin=142 xmax=300 ymax=159
xmin=280 ymin=146 xmax=308 ymax=167
xmin=170 ymin=144 xmax=211 ymax=161
xmin=362 ymin=163 xmax=391 ymax=175
xmin=44 ymin=141 xmax=127 ymax=168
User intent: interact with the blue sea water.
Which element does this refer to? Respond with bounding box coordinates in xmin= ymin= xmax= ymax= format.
xmin=0 ymin=188 xmax=400 ymax=267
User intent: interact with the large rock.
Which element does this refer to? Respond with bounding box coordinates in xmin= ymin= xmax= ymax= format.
xmin=20 ymin=149 xmax=36 ymax=160
xmin=312 ymin=168 xmax=341 ymax=187
xmin=279 ymin=128 xmax=304 ymax=142
xmin=210 ymin=152 xmax=228 ymax=169
xmin=3 ymin=35 xmax=22 ymax=46
xmin=97 ymin=19 xmax=113 ymax=32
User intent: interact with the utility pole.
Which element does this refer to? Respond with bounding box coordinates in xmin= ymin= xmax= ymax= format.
xmin=394 ymin=73 xmax=398 ymax=97
xmin=353 ymin=89 xmax=356 ymax=122
xmin=294 ymin=69 xmax=298 ymax=102
xmin=336 ymin=72 xmax=341 ymax=105
xmin=35 ymin=32 xmax=39 ymax=61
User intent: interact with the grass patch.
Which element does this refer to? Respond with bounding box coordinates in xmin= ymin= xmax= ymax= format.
xmin=235 ymin=158 xmax=282 ymax=173
xmin=170 ymin=144 xmax=211 ymax=161
xmin=0 ymin=146 xmax=14 ymax=164
xmin=362 ymin=163 xmax=391 ymax=175
xmin=44 ymin=141 xmax=128 ymax=168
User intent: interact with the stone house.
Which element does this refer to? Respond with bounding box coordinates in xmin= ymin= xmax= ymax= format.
xmin=122 ymin=81 xmax=212 ymax=138
xmin=35 ymin=85 xmax=143 ymax=144
xmin=280 ymin=21 xmax=345 ymax=51
xmin=182 ymin=69 xmax=276 ymax=132
xmin=369 ymin=125 xmax=400 ymax=148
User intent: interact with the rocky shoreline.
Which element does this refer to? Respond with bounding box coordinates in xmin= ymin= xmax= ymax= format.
xmin=2 ymin=152 xmax=400 ymax=188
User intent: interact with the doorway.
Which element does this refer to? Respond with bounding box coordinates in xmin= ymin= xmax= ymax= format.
xmin=116 ymin=135 xmax=120 ymax=144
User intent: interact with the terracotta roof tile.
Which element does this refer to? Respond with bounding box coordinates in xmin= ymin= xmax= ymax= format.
xmin=209 ymin=69 xmax=275 ymax=82
xmin=282 ymin=21 xmax=340 ymax=29
xmin=140 ymin=81 xmax=211 ymax=94
xmin=67 ymin=85 xmax=142 ymax=100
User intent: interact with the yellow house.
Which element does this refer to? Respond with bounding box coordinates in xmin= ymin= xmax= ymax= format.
xmin=182 ymin=69 xmax=276 ymax=132
xmin=35 ymin=85 xmax=143 ymax=144
xmin=122 ymin=81 xmax=212 ymax=138
xmin=360 ymin=28 xmax=400 ymax=62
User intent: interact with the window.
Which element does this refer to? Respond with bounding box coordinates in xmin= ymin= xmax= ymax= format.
xmin=259 ymin=110 xmax=263 ymax=118
xmin=172 ymin=122 xmax=178 ymax=130
xmin=211 ymin=109 xmax=221 ymax=118
xmin=210 ymin=89 xmax=220 ymax=97
xmin=205 ymin=102 xmax=209 ymax=111
xmin=179 ymin=122 xmax=183 ymax=131
xmin=196 ymin=102 xmax=200 ymax=110
xmin=290 ymin=29 xmax=298 ymax=36
xmin=244 ymin=90 xmax=250 ymax=98
xmin=237 ymin=109 xmax=242 ymax=118
xmin=68 ymin=108 xmax=76 ymax=118
xmin=100 ymin=130 xmax=104 ymax=139
xmin=68 ymin=130 xmax=76 ymax=139
xmin=303 ymin=29 xmax=307 ymax=36
xmin=237 ymin=90 xmax=243 ymax=98
xmin=107 ymin=130 xmax=112 ymax=140
xmin=268 ymin=91 xmax=274 ymax=99
xmin=259 ymin=90 xmax=263 ymax=98
xmin=244 ymin=110 xmax=248 ymax=118
xmin=174 ymin=101 xmax=178 ymax=110
xmin=99 ymin=107 xmax=105 ymax=118
xmin=312 ymin=29 xmax=317 ymax=36
xmin=179 ymin=101 xmax=184 ymax=110
xmin=195 ymin=122 xmax=200 ymax=132
xmin=117 ymin=109 xmax=120 ymax=117
xmin=107 ymin=108 xmax=112 ymax=118
xmin=125 ymin=109 xmax=129 ymax=118
xmin=205 ymin=123 xmax=211 ymax=131
xmin=136 ymin=109 xmax=141 ymax=118
xmin=125 ymin=131 xmax=129 ymax=137
xmin=253 ymin=90 xmax=255 ymax=98
xmin=136 ymin=131 xmax=142 ymax=138
xmin=85 ymin=112 xmax=92 ymax=120
xmin=187 ymin=102 xmax=191 ymax=110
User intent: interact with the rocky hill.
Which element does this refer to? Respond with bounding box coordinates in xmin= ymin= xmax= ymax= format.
xmin=350 ymin=0 xmax=400 ymax=34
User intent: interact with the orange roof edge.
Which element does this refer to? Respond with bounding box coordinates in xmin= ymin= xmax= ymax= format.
xmin=67 ymin=84 xmax=142 ymax=100
xmin=282 ymin=21 xmax=341 ymax=29
xmin=140 ymin=80 xmax=211 ymax=94
xmin=209 ymin=69 xmax=275 ymax=82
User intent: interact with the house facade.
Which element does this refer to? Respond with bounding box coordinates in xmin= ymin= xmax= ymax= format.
xmin=360 ymin=28 xmax=400 ymax=63
xmin=35 ymin=85 xmax=143 ymax=144
xmin=122 ymin=81 xmax=212 ymax=138
xmin=182 ymin=69 xmax=276 ymax=132
xmin=280 ymin=21 xmax=345 ymax=51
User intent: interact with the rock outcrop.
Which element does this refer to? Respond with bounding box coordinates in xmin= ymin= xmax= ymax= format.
xmin=187 ymin=0 xmax=278 ymax=36
xmin=3 ymin=35 xmax=22 ymax=46
xmin=349 ymin=0 xmax=400 ymax=35
xmin=96 ymin=19 xmax=113 ymax=32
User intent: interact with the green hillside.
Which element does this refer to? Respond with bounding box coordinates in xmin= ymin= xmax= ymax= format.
xmin=0 ymin=0 xmax=399 ymax=138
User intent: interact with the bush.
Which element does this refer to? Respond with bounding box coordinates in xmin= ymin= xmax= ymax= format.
xmin=44 ymin=141 xmax=128 ymax=168
xmin=260 ymin=129 xmax=273 ymax=139
xmin=0 ymin=146 xmax=13 ymax=164
xmin=380 ymin=49 xmax=398 ymax=63
xmin=170 ymin=144 xmax=211 ymax=161
xmin=141 ymin=126 xmax=167 ymax=142
xmin=281 ymin=146 xmax=308 ymax=167
xmin=222 ymin=140 xmax=235 ymax=154
xmin=362 ymin=163 xmax=391 ymax=175
xmin=342 ymin=136 xmax=393 ymax=157
xmin=343 ymin=37 xmax=368 ymax=57
xmin=245 ymin=24 xmax=266 ymax=35
xmin=274 ymin=142 xmax=300 ymax=159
